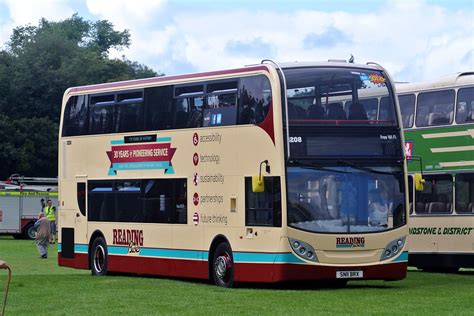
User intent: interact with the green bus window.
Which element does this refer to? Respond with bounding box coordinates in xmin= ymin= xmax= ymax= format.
xmin=455 ymin=174 xmax=474 ymax=214
xmin=455 ymin=87 xmax=474 ymax=124
xmin=415 ymin=90 xmax=455 ymax=127
xmin=408 ymin=176 xmax=414 ymax=214
xmin=415 ymin=174 xmax=453 ymax=214
xmin=399 ymin=94 xmax=415 ymax=128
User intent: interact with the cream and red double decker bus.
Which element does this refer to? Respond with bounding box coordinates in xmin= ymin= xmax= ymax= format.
xmin=58 ymin=60 xmax=409 ymax=287
xmin=398 ymin=72 xmax=474 ymax=271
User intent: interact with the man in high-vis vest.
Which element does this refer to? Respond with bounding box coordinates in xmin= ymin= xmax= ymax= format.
xmin=43 ymin=199 xmax=56 ymax=244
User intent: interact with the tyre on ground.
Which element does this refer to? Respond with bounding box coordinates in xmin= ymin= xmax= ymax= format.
xmin=211 ymin=242 xmax=234 ymax=288
xmin=90 ymin=236 xmax=108 ymax=276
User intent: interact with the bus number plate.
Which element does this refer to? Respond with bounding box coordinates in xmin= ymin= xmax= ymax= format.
xmin=336 ymin=270 xmax=363 ymax=279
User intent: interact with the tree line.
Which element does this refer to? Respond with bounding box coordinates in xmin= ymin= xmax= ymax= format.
xmin=0 ymin=14 xmax=160 ymax=179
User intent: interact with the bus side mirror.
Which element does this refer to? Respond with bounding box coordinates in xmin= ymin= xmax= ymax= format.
xmin=252 ymin=175 xmax=265 ymax=193
xmin=414 ymin=173 xmax=425 ymax=191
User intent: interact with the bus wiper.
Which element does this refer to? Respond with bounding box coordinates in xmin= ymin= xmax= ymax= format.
xmin=336 ymin=159 xmax=400 ymax=175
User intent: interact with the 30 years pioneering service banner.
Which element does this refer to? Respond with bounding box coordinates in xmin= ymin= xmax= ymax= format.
xmin=106 ymin=135 xmax=177 ymax=175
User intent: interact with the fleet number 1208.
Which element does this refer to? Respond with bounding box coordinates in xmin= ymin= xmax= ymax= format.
xmin=289 ymin=136 xmax=302 ymax=143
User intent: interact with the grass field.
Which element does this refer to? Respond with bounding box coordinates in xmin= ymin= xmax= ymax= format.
xmin=0 ymin=236 xmax=473 ymax=315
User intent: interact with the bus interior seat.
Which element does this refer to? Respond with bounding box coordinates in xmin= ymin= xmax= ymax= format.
xmin=326 ymin=103 xmax=346 ymax=120
xmin=416 ymin=202 xmax=427 ymax=213
xmin=466 ymin=111 xmax=474 ymax=122
xmin=307 ymin=103 xmax=325 ymax=119
xmin=294 ymin=105 xmax=306 ymax=119
xmin=428 ymin=112 xmax=449 ymax=125
xmin=287 ymin=102 xmax=306 ymax=119
xmin=403 ymin=114 xmax=413 ymax=127
xmin=446 ymin=202 xmax=452 ymax=212
xmin=348 ymin=102 xmax=368 ymax=120
xmin=469 ymin=202 xmax=474 ymax=213
xmin=455 ymin=202 xmax=468 ymax=213
xmin=428 ymin=202 xmax=447 ymax=213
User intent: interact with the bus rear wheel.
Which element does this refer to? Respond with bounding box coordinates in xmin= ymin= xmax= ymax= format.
xmin=90 ymin=237 xmax=108 ymax=276
xmin=212 ymin=242 xmax=234 ymax=288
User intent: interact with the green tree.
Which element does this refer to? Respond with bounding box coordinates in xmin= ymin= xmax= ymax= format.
xmin=0 ymin=14 xmax=161 ymax=179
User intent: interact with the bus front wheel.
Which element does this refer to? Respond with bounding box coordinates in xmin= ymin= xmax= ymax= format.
xmin=212 ymin=242 xmax=234 ymax=288
xmin=90 ymin=237 xmax=108 ymax=276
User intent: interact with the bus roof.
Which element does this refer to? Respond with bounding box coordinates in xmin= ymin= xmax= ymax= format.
xmin=65 ymin=61 xmax=384 ymax=96
xmin=396 ymin=71 xmax=474 ymax=94
xmin=277 ymin=61 xmax=383 ymax=71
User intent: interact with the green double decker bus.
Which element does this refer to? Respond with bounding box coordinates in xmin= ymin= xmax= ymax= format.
xmin=398 ymin=72 xmax=474 ymax=271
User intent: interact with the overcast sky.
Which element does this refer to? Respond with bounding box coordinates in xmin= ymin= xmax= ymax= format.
xmin=0 ymin=0 xmax=472 ymax=82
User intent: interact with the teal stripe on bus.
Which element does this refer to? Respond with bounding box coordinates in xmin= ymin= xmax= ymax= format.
xmin=156 ymin=137 xmax=172 ymax=142
xmin=57 ymin=244 xmax=88 ymax=253
xmin=233 ymin=252 xmax=304 ymax=263
xmin=75 ymin=245 xmax=88 ymax=253
xmin=61 ymin=243 xmax=303 ymax=264
xmin=392 ymin=251 xmax=408 ymax=262
xmin=108 ymin=246 xmax=130 ymax=255
xmin=140 ymin=248 xmax=207 ymax=259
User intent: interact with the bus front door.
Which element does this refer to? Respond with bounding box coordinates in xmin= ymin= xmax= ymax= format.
xmin=74 ymin=176 xmax=88 ymax=248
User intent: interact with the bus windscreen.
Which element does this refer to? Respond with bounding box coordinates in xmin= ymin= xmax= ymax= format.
xmin=284 ymin=67 xmax=397 ymax=127
xmin=287 ymin=165 xmax=406 ymax=233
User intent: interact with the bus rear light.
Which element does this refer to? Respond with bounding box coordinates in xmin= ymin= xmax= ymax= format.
xmin=381 ymin=237 xmax=406 ymax=261
xmin=289 ymin=238 xmax=318 ymax=262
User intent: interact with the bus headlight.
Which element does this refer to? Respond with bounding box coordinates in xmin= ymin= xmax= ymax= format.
xmin=289 ymin=238 xmax=318 ymax=262
xmin=381 ymin=237 xmax=406 ymax=261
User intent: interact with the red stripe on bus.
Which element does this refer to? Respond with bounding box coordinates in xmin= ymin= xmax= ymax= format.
xmin=58 ymin=253 xmax=89 ymax=269
xmin=108 ymin=255 xmax=208 ymax=279
xmin=59 ymin=253 xmax=406 ymax=282
xmin=272 ymin=261 xmax=407 ymax=282
xmin=71 ymin=65 xmax=270 ymax=93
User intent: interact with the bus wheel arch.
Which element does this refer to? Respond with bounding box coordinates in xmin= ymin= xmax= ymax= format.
xmin=208 ymin=235 xmax=234 ymax=288
xmin=89 ymin=230 xmax=108 ymax=276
